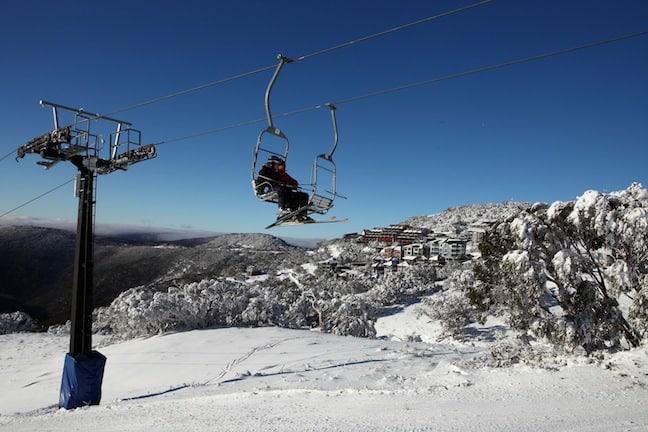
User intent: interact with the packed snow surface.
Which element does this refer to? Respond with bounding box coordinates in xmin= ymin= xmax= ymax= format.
xmin=1 ymin=308 xmax=647 ymax=432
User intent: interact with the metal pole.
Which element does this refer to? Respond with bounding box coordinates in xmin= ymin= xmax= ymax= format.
xmin=14 ymin=99 xmax=153 ymax=408
xmin=69 ymin=167 xmax=95 ymax=356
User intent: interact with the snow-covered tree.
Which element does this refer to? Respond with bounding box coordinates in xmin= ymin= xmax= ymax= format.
xmin=367 ymin=266 xmax=435 ymax=306
xmin=0 ymin=311 xmax=36 ymax=334
xmin=420 ymin=264 xmax=477 ymax=339
xmin=327 ymin=294 xmax=377 ymax=337
xmin=473 ymin=183 xmax=647 ymax=352
xmin=94 ymin=280 xmax=255 ymax=339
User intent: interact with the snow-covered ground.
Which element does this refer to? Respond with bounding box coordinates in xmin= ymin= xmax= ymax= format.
xmin=1 ymin=304 xmax=647 ymax=432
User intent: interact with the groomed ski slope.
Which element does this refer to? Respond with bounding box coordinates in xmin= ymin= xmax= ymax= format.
xmin=2 ymin=316 xmax=647 ymax=431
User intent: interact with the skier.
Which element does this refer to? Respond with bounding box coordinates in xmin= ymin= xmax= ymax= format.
xmin=257 ymin=156 xmax=312 ymax=222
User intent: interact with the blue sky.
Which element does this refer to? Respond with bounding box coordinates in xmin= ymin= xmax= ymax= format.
xmin=1 ymin=0 xmax=646 ymax=240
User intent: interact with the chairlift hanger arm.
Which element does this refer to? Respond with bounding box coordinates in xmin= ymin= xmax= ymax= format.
xmin=323 ymin=103 xmax=338 ymax=160
xmin=264 ymin=54 xmax=293 ymax=134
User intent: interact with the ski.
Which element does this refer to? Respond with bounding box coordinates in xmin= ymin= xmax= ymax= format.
xmin=278 ymin=216 xmax=348 ymax=226
xmin=266 ymin=210 xmax=348 ymax=229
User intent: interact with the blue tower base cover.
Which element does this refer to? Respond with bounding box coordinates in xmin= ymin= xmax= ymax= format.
xmin=59 ymin=351 xmax=107 ymax=409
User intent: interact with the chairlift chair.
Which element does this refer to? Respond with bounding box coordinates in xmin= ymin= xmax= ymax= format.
xmin=251 ymin=55 xmax=345 ymax=221
xmin=251 ymin=55 xmax=291 ymax=203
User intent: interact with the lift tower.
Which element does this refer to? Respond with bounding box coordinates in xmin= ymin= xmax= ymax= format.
xmin=16 ymin=100 xmax=156 ymax=409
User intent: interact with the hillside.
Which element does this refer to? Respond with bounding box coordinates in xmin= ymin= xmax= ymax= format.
xmin=3 ymin=183 xmax=646 ymax=355
xmin=2 ymin=186 xmax=648 ymax=430
xmin=403 ymin=201 xmax=529 ymax=233
xmin=0 ymin=227 xmax=302 ymax=327
xmin=2 ymin=202 xmax=521 ymax=327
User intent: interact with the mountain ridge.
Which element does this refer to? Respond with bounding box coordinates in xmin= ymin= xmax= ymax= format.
xmin=1 ymin=201 xmax=528 ymax=327
xmin=0 ymin=226 xmax=304 ymax=327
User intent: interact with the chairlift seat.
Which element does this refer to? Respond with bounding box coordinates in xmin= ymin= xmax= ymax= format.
xmin=309 ymin=194 xmax=333 ymax=214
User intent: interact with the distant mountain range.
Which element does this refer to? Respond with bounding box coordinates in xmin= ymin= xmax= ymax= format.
xmin=0 ymin=225 xmax=303 ymax=327
xmin=0 ymin=202 xmax=530 ymax=328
